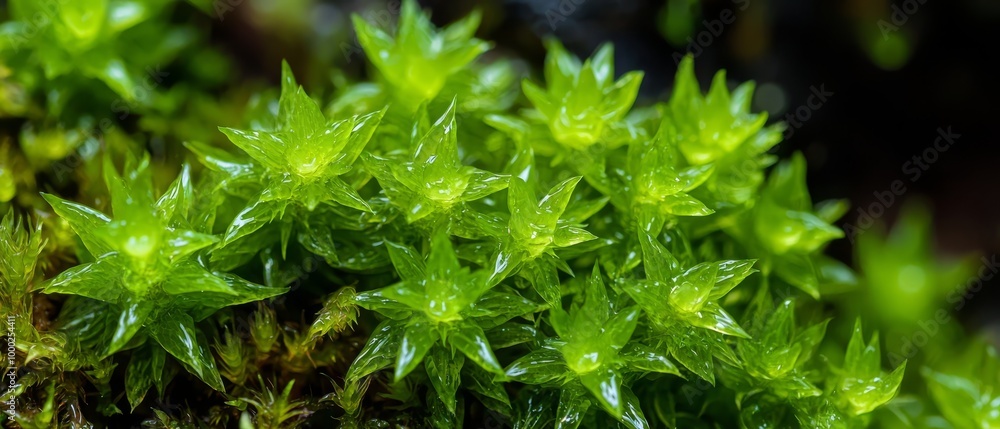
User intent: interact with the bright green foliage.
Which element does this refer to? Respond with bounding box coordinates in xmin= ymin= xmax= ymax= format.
xmin=189 ymin=61 xmax=387 ymax=272
xmin=717 ymin=298 xmax=904 ymax=428
xmin=249 ymin=304 xmax=281 ymax=355
xmin=0 ymin=209 xmax=43 ymax=341
xmin=921 ymin=342 xmax=1000 ymax=429
xmin=522 ymin=40 xmax=643 ymax=150
xmin=610 ymin=120 xmax=716 ymax=231
xmin=347 ymin=232 xmax=535 ymax=414
xmin=364 ymin=100 xmax=508 ymax=229
xmin=1 ymin=0 xmax=183 ymax=105
xmin=728 ymin=153 xmax=845 ymax=298
xmin=506 ymin=266 xmax=678 ymax=427
xmin=621 ymin=230 xmax=754 ymax=384
xmin=2 ymin=2 xmax=990 ymax=427
xmin=667 ymin=56 xmax=784 ymax=207
xmin=202 ymin=61 xmax=384 ymax=253
xmin=488 ymin=176 xmax=600 ymax=306
xmin=41 ymin=154 xmax=284 ymax=403
xmin=351 ymin=0 xmax=491 ymax=108
xmin=831 ymin=320 xmax=906 ymax=416
xmin=722 ymin=298 xmax=826 ymax=400
xmin=667 ymin=57 xmax=765 ymax=165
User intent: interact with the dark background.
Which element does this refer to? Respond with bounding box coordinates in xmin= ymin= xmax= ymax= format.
xmin=211 ymin=0 xmax=1000 ymax=331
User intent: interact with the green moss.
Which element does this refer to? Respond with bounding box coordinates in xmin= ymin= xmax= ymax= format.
xmin=0 ymin=0 xmax=994 ymax=428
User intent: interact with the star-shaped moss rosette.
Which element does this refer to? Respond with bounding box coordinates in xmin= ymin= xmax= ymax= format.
xmin=487 ymin=176 xmax=601 ymax=306
xmin=718 ymin=298 xmax=828 ymax=402
xmin=829 ymin=319 xmax=906 ymax=417
xmin=351 ymin=0 xmax=491 ymax=109
xmin=522 ymin=40 xmax=644 ymax=152
xmin=343 ymin=232 xmax=536 ymax=415
xmin=618 ymin=230 xmax=755 ymax=384
xmin=188 ymin=61 xmax=385 ymax=262
xmin=720 ymin=298 xmax=903 ymax=427
xmin=725 ymin=153 xmax=845 ymax=298
xmin=666 ymin=56 xmax=785 ymax=208
xmin=363 ymin=100 xmax=508 ymax=234
xmin=505 ymin=266 xmax=679 ymax=427
xmin=608 ymin=118 xmax=716 ymax=235
xmin=41 ymin=154 xmax=285 ymax=405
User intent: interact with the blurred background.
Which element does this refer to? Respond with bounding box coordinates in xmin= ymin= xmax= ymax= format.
xmin=199 ymin=0 xmax=1000 ymax=334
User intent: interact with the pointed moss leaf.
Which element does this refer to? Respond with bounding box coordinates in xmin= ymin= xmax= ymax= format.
xmin=385 ymin=241 xmax=426 ymax=281
xmin=772 ymin=253 xmax=821 ymax=299
xmin=371 ymin=102 xmax=508 ymax=225
xmin=923 ymin=367 xmax=1000 ymax=428
xmin=352 ymin=0 xmax=490 ymax=105
xmin=41 ymin=159 xmax=285 ymax=388
xmin=679 ymin=302 xmax=750 ymax=339
xmin=218 ymin=128 xmax=289 ymax=172
xmin=155 ymin=164 xmax=194 ymax=222
xmin=465 ymin=289 xmax=539 ymax=330
xmin=707 ymin=259 xmax=757 ymax=300
xmin=668 ymin=57 xmax=768 ymax=165
xmin=425 ymin=346 xmax=464 ymax=414
xmin=579 ymin=367 xmax=623 ymax=419
xmin=619 ymin=386 xmax=650 ymax=429
xmin=669 ymin=262 xmax=719 ymax=312
xmin=43 ymin=259 xmax=121 ymax=302
xmin=485 ymin=323 xmax=539 ymax=349
xmin=125 ymin=343 xmax=165 ymax=410
xmin=833 ymin=320 xmax=905 ymax=415
xmin=502 ymin=176 xmax=595 ymax=270
xmin=556 ymin=385 xmax=591 ymax=429
xmin=638 ymin=230 xmax=680 ymax=281
xmin=107 ymin=298 xmax=153 ymax=355
xmin=527 ymin=40 xmax=643 ymax=149
xmin=450 ymin=321 xmax=504 ymax=375
xmin=346 ymin=320 xmax=401 ymax=382
xmin=669 ymin=330 xmax=717 ymax=384
xmin=41 ymin=193 xmax=113 ymax=256
xmin=148 ymin=312 xmax=223 ymax=392
xmin=505 ymin=347 xmax=567 ymax=384
xmin=621 ymin=344 xmax=681 ymax=375
xmin=752 ymin=154 xmax=843 ymax=261
xmin=395 ymin=319 xmax=439 ymax=381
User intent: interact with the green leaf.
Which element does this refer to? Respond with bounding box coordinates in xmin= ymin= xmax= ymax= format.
xmin=556 ymin=385 xmax=591 ymax=429
xmin=107 ymin=297 xmax=154 ymax=355
xmin=41 ymin=193 xmax=113 ymax=256
xmin=505 ymin=347 xmax=567 ymax=384
xmin=619 ymin=386 xmax=650 ymax=429
xmin=678 ymin=302 xmax=749 ymax=339
xmin=346 ymin=320 xmax=402 ymax=382
xmin=425 ymin=345 xmax=464 ymax=414
xmin=386 ymin=240 xmax=426 ymax=281
xmin=395 ymin=319 xmax=440 ymax=381
xmin=621 ymin=344 xmax=681 ymax=375
xmin=450 ymin=321 xmax=503 ymax=375
xmin=352 ymin=0 xmax=490 ymax=105
xmin=579 ymin=366 xmax=624 ymax=419
xmin=162 ymin=262 xmax=235 ymax=296
xmin=125 ymin=343 xmax=165 ymax=410
xmin=147 ymin=312 xmax=224 ymax=392
xmin=43 ymin=260 xmax=121 ymax=302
